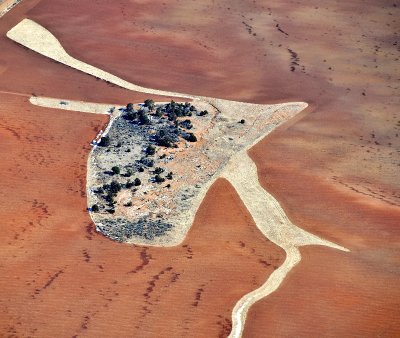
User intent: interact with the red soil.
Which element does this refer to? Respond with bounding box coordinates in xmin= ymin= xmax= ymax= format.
xmin=243 ymin=246 xmax=400 ymax=338
xmin=0 ymin=0 xmax=188 ymax=104
xmin=0 ymin=93 xmax=285 ymax=337
xmin=1 ymin=0 xmax=399 ymax=336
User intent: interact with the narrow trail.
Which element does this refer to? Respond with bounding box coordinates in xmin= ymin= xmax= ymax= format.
xmin=0 ymin=89 xmax=30 ymax=97
xmin=6 ymin=18 xmax=350 ymax=338
xmin=222 ymin=152 xmax=349 ymax=338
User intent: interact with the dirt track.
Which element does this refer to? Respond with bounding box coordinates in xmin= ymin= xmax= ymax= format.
xmin=1 ymin=0 xmax=399 ymax=336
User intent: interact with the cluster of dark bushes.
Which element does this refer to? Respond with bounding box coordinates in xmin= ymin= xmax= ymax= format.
xmin=97 ymin=217 xmax=173 ymax=241
xmin=92 ymin=99 xmax=209 ymax=215
xmin=123 ymin=99 xmax=207 ymax=149
xmin=92 ymin=176 xmax=141 ymax=213
xmin=154 ymin=128 xmax=180 ymax=148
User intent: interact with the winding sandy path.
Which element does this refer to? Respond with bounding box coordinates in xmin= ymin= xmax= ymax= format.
xmin=222 ymin=152 xmax=349 ymax=338
xmin=7 ymin=18 xmax=350 ymax=338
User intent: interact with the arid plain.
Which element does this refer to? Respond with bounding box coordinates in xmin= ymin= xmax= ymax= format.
xmin=0 ymin=0 xmax=399 ymax=337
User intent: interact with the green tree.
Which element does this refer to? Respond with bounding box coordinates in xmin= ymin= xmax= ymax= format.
xmin=111 ymin=166 xmax=120 ymax=175
xmin=99 ymin=136 xmax=110 ymax=147
xmin=138 ymin=110 xmax=151 ymax=125
xmin=144 ymin=99 xmax=155 ymax=111
xmin=126 ymin=168 xmax=133 ymax=177
xmin=110 ymin=180 xmax=121 ymax=194
xmin=154 ymin=174 xmax=165 ymax=183
xmin=146 ymin=145 xmax=156 ymax=155
xmin=184 ymin=133 xmax=197 ymax=142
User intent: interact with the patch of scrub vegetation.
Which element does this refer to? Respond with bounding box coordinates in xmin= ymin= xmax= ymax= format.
xmin=86 ymin=97 xmax=304 ymax=246
xmin=88 ymin=99 xmax=211 ymax=242
xmin=96 ymin=218 xmax=173 ymax=242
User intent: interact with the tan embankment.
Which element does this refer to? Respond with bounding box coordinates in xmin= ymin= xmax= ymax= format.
xmin=10 ymin=18 xmax=350 ymax=338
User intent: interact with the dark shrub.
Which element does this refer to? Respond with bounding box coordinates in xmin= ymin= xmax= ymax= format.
xmin=126 ymin=103 xmax=134 ymax=112
xmin=144 ymin=99 xmax=155 ymax=111
xmin=134 ymin=178 xmax=141 ymax=186
xmin=168 ymin=112 xmax=177 ymax=122
xmin=155 ymin=107 xmax=163 ymax=117
xmin=239 ymin=119 xmax=245 ymax=124
xmin=154 ymin=167 xmax=164 ymax=174
xmin=183 ymin=133 xmax=197 ymax=142
xmin=99 ymin=136 xmax=110 ymax=147
xmin=180 ymin=119 xmax=192 ymax=129
xmin=154 ymin=174 xmax=165 ymax=183
xmin=111 ymin=166 xmax=120 ymax=175
xmin=125 ymin=111 xmax=137 ymax=121
xmin=138 ymin=110 xmax=151 ymax=125
xmin=110 ymin=180 xmax=121 ymax=194
xmin=146 ymin=145 xmax=156 ymax=155
xmin=157 ymin=137 xmax=172 ymax=147
xmin=140 ymin=158 xmax=154 ymax=167
xmin=91 ymin=204 xmax=99 ymax=212
xmin=126 ymin=181 xmax=134 ymax=188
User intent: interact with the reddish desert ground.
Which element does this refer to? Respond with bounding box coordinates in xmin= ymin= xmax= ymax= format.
xmin=1 ymin=0 xmax=399 ymax=337
xmin=0 ymin=92 xmax=285 ymax=337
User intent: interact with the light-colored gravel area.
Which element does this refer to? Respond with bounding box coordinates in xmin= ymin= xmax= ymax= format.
xmin=11 ymin=19 xmax=350 ymax=338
